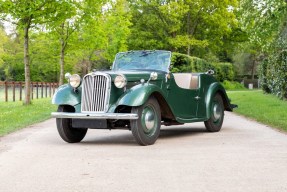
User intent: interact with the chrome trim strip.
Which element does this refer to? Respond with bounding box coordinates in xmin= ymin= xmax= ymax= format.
xmin=51 ymin=112 xmax=138 ymax=120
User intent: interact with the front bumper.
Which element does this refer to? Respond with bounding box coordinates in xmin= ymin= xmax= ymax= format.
xmin=51 ymin=112 xmax=138 ymax=120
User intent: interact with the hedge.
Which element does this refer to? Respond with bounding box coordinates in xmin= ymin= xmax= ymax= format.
xmin=171 ymin=52 xmax=235 ymax=82
xmin=260 ymin=49 xmax=287 ymax=99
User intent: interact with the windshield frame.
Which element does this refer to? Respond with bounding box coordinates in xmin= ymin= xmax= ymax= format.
xmin=112 ymin=50 xmax=172 ymax=73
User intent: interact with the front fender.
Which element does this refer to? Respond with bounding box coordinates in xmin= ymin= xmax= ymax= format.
xmin=116 ymin=83 xmax=166 ymax=107
xmin=52 ymin=84 xmax=81 ymax=106
xmin=205 ymin=82 xmax=231 ymax=119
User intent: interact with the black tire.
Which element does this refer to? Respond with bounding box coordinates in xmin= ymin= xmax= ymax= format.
xmin=56 ymin=105 xmax=87 ymax=143
xmin=131 ymin=97 xmax=161 ymax=146
xmin=204 ymin=93 xmax=225 ymax=132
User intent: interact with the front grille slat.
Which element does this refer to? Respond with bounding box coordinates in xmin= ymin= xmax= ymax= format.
xmin=81 ymin=73 xmax=110 ymax=113
xmin=92 ymin=77 xmax=97 ymax=111
xmin=96 ymin=76 xmax=101 ymax=111
xmin=99 ymin=78 xmax=106 ymax=109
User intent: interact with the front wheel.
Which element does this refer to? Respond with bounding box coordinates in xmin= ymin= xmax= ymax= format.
xmin=56 ymin=105 xmax=87 ymax=143
xmin=131 ymin=97 xmax=161 ymax=146
xmin=204 ymin=93 xmax=224 ymax=132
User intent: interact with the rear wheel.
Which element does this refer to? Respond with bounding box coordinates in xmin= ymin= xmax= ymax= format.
xmin=204 ymin=93 xmax=224 ymax=132
xmin=131 ymin=97 xmax=161 ymax=146
xmin=56 ymin=105 xmax=87 ymax=143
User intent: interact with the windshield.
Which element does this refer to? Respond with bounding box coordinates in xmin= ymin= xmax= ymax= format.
xmin=112 ymin=50 xmax=171 ymax=72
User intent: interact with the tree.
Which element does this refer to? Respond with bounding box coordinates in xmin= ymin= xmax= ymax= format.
xmin=29 ymin=31 xmax=59 ymax=82
xmin=46 ymin=1 xmax=85 ymax=85
xmin=0 ymin=29 xmax=24 ymax=81
xmin=69 ymin=0 xmax=132 ymax=74
xmin=105 ymin=0 xmax=132 ymax=61
xmin=0 ymin=25 xmax=10 ymax=80
xmin=236 ymin=0 xmax=287 ymax=98
xmin=0 ymin=0 xmax=62 ymax=104
xmin=235 ymin=0 xmax=287 ymax=79
xmin=0 ymin=25 xmax=8 ymax=67
xmin=71 ymin=0 xmax=109 ymax=74
xmin=128 ymin=0 xmax=238 ymax=59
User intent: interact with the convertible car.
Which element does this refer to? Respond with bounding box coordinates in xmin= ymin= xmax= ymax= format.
xmin=52 ymin=50 xmax=237 ymax=145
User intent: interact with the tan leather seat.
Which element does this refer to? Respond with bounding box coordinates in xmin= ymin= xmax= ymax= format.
xmin=190 ymin=75 xmax=198 ymax=89
xmin=173 ymin=73 xmax=198 ymax=89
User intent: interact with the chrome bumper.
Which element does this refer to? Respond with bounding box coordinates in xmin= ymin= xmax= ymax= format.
xmin=51 ymin=112 xmax=138 ymax=120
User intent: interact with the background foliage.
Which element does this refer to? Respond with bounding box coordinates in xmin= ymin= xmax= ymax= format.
xmin=171 ymin=52 xmax=235 ymax=82
xmin=236 ymin=0 xmax=287 ymax=99
xmin=0 ymin=0 xmax=287 ymax=99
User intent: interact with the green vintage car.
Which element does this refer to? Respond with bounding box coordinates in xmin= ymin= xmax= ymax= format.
xmin=51 ymin=50 xmax=236 ymax=145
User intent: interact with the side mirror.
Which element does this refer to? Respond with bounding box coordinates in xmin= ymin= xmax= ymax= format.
xmin=206 ymin=70 xmax=214 ymax=75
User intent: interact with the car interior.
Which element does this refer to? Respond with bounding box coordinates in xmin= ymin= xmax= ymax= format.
xmin=173 ymin=73 xmax=199 ymax=89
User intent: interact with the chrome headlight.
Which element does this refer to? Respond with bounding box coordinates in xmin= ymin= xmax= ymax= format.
xmin=114 ymin=74 xmax=127 ymax=88
xmin=69 ymin=74 xmax=81 ymax=88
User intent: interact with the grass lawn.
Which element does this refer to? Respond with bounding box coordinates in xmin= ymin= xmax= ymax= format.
xmin=227 ymin=90 xmax=287 ymax=132
xmin=0 ymin=98 xmax=57 ymax=136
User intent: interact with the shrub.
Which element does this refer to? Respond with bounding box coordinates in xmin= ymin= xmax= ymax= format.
xmin=260 ymin=37 xmax=287 ymax=99
xmin=221 ymin=80 xmax=246 ymax=90
xmin=171 ymin=52 xmax=235 ymax=82
xmin=217 ymin=62 xmax=235 ymax=81
xmin=259 ymin=58 xmax=271 ymax=93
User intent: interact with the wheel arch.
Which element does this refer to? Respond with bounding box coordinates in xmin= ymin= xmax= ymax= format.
xmin=52 ymin=84 xmax=81 ymax=106
xmin=217 ymin=89 xmax=232 ymax=111
xmin=206 ymin=82 xmax=232 ymax=119
xmin=151 ymin=92 xmax=176 ymax=120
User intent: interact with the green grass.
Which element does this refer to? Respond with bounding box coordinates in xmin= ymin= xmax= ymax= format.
xmin=0 ymin=98 xmax=57 ymax=136
xmin=227 ymin=90 xmax=287 ymax=132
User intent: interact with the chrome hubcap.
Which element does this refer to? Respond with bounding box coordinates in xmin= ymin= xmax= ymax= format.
xmin=213 ymin=103 xmax=221 ymax=121
xmin=144 ymin=109 xmax=155 ymax=130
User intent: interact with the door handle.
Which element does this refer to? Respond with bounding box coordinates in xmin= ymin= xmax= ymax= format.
xmin=195 ymin=96 xmax=200 ymax=100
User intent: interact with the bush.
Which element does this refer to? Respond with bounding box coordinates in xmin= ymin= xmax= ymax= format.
xmin=221 ymin=80 xmax=246 ymax=90
xmin=260 ymin=37 xmax=287 ymax=99
xmin=217 ymin=62 xmax=235 ymax=81
xmin=171 ymin=52 xmax=235 ymax=82
xmin=259 ymin=58 xmax=271 ymax=93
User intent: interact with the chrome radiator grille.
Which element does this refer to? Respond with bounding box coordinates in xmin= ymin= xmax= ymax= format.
xmin=81 ymin=73 xmax=111 ymax=113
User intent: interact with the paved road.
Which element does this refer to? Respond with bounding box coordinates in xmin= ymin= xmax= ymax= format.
xmin=1 ymin=112 xmax=287 ymax=192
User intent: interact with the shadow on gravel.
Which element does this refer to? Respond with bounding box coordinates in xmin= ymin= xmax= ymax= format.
xmin=80 ymin=126 xmax=206 ymax=145
xmin=159 ymin=127 xmax=206 ymax=139
xmin=81 ymin=133 xmax=136 ymax=146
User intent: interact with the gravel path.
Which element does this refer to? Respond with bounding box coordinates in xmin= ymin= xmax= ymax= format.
xmin=1 ymin=112 xmax=287 ymax=192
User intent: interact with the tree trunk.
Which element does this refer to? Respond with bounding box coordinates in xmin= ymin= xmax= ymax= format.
xmin=59 ymin=38 xmax=65 ymax=85
xmin=251 ymin=55 xmax=257 ymax=80
xmin=187 ymin=10 xmax=191 ymax=56
xmin=24 ymin=25 xmax=31 ymax=105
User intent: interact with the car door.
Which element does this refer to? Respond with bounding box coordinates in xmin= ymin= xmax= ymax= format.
xmin=166 ymin=75 xmax=200 ymax=119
